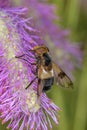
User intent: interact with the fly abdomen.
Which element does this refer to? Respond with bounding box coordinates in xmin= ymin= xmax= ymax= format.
xmin=42 ymin=77 xmax=54 ymax=92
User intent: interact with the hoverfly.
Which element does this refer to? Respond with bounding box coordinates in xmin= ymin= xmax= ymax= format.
xmin=15 ymin=45 xmax=73 ymax=97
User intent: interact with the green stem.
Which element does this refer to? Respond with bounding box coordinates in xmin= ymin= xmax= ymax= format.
xmin=66 ymin=0 xmax=81 ymax=29
xmin=73 ymin=44 xmax=87 ymax=130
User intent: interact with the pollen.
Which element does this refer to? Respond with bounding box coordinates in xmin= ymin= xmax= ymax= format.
xmin=26 ymin=90 xmax=40 ymax=112
xmin=0 ymin=11 xmax=20 ymax=60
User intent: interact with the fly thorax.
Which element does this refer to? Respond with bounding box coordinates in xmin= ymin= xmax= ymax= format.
xmin=41 ymin=68 xmax=54 ymax=79
xmin=43 ymin=53 xmax=52 ymax=66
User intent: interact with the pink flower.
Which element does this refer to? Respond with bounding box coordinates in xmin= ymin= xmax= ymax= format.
xmin=0 ymin=1 xmax=60 ymax=130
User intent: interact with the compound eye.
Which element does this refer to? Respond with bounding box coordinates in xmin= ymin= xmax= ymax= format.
xmin=47 ymin=48 xmax=49 ymax=52
xmin=43 ymin=53 xmax=46 ymax=56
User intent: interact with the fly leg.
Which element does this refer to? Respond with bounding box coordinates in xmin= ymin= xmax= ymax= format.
xmin=15 ymin=54 xmax=37 ymax=65
xmin=37 ymin=79 xmax=44 ymax=97
xmin=25 ymin=76 xmax=37 ymax=89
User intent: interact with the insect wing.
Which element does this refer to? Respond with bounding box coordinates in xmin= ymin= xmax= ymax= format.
xmin=52 ymin=62 xmax=73 ymax=88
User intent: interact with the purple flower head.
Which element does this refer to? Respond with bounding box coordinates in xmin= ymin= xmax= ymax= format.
xmin=21 ymin=0 xmax=82 ymax=73
xmin=0 ymin=1 xmax=60 ymax=130
xmin=0 ymin=0 xmax=10 ymax=8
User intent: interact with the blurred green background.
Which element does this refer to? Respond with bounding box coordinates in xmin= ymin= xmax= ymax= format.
xmin=0 ymin=0 xmax=87 ymax=130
